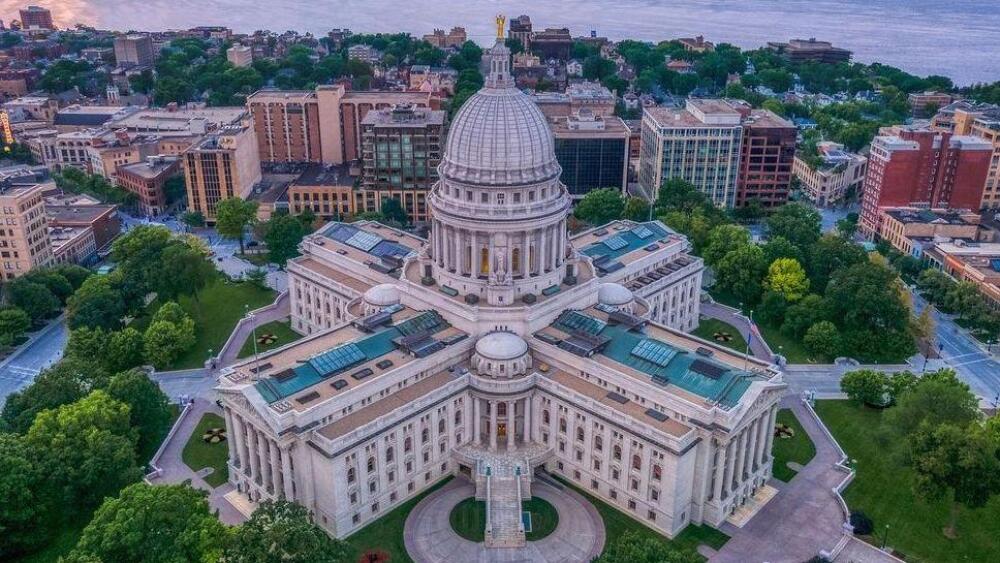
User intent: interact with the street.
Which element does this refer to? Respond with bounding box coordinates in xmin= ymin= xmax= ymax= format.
xmin=0 ymin=319 xmax=68 ymax=408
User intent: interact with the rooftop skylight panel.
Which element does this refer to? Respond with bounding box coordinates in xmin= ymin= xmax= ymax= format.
xmin=630 ymin=339 xmax=679 ymax=367
xmin=346 ymin=230 xmax=382 ymax=252
xmin=631 ymin=225 xmax=655 ymax=239
xmin=602 ymin=235 xmax=628 ymax=251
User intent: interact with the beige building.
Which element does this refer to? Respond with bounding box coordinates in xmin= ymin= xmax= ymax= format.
xmin=0 ymin=180 xmax=52 ymax=280
xmin=966 ymin=109 xmax=1000 ymax=209
xmin=114 ymin=34 xmax=156 ymax=68
xmin=287 ymin=164 xmax=359 ymax=220
xmin=227 ymin=44 xmax=254 ymax=68
xmin=183 ymin=126 xmax=261 ymax=221
xmin=878 ymin=208 xmax=982 ymax=256
xmin=792 ymin=142 xmax=867 ymax=206
xmin=422 ymin=27 xmax=467 ymax=49
xmin=924 ymin=241 xmax=1000 ymax=310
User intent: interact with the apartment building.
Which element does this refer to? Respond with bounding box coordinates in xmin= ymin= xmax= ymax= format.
xmin=183 ymin=126 xmax=261 ymax=221
xmin=549 ymin=109 xmax=629 ymax=199
xmin=113 ymin=34 xmax=156 ymax=68
xmin=116 ymin=155 xmax=181 ymax=216
xmin=0 ymin=180 xmax=51 ymax=280
xmin=792 ymin=142 xmax=867 ymax=206
xmin=736 ymin=109 xmax=797 ymax=208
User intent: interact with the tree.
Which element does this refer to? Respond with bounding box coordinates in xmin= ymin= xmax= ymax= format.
xmin=52 ymin=264 xmax=92 ymax=290
xmin=23 ymin=270 xmax=74 ymax=303
xmin=917 ymin=268 xmax=955 ymax=305
xmin=764 ymin=258 xmax=810 ymax=302
xmin=110 ymin=225 xmax=174 ymax=298
xmin=67 ymin=483 xmax=227 ymax=563
xmin=0 ymin=432 xmax=48 ymax=558
xmin=575 ymin=188 xmax=625 ymax=226
xmin=806 ymin=234 xmax=868 ymax=293
xmin=804 ymin=321 xmax=840 ymax=360
xmin=0 ymin=307 xmax=30 ymax=346
xmin=0 ymin=358 xmax=109 ymax=434
xmin=144 ymin=319 xmax=196 ymax=369
xmin=181 ymin=210 xmax=205 ymax=229
xmin=264 ymin=212 xmax=309 ymax=266
xmin=781 ymin=294 xmax=826 ymax=338
xmin=215 ymin=197 xmax=259 ymax=254
xmin=908 ymin=423 xmax=1000 ymax=538
xmin=157 ymin=243 xmax=214 ymax=302
xmin=6 ymin=279 xmax=60 ymax=323
xmin=761 ymin=236 xmax=803 ymax=266
xmin=655 ymin=178 xmax=711 ymax=213
xmin=766 ymin=203 xmax=821 ymax=248
xmin=622 ymin=197 xmax=650 ymax=222
xmin=756 ymin=291 xmax=788 ymax=327
xmin=66 ymin=275 xmax=126 ymax=331
xmin=885 ymin=370 xmax=981 ymax=440
xmin=841 ymin=369 xmax=892 ymax=407
xmin=105 ymin=369 xmax=171 ymax=458
xmin=106 ymin=328 xmax=146 ymax=374
xmin=65 ymin=326 xmax=110 ymax=362
xmin=225 ymin=500 xmax=350 ymax=563
xmin=593 ymin=530 xmax=700 ymax=563
xmin=380 ymin=197 xmax=409 ymax=226
xmin=26 ymin=391 xmax=141 ymax=510
xmin=582 ymin=55 xmax=617 ymax=82
xmin=836 ymin=214 xmax=859 ymax=238
xmin=703 ymin=224 xmax=751 ymax=266
xmin=714 ymin=245 xmax=768 ymax=306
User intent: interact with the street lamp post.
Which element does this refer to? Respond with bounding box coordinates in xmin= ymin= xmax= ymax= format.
xmin=245 ymin=304 xmax=259 ymax=368
xmin=881 ymin=524 xmax=890 ymax=550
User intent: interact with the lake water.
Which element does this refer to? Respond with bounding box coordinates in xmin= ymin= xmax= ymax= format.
xmin=3 ymin=0 xmax=998 ymax=85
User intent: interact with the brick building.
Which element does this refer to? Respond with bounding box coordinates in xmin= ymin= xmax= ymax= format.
xmin=736 ymin=109 xmax=797 ymax=208
xmin=116 ymin=155 xmax=181 ymax=216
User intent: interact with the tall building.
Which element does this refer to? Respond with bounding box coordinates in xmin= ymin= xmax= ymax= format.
xmin=792 ymin=142 xmax=867 ymax=206
xmin=736 ymin=109 xmax=797 ymax=208
xmin=18 ymin=6 xmax=54 ymax=30
xmin=549 ymin=109 xmax=629 ymax=199
xmin=360 ymin=104 xmax=445 ymax=223
xmin=638 ymin=99 xmax=744 ymax=207
xmin=422 ymin=27 xmax=467 ymax=49
xmin=227 ymin=44 xmax=253 ymax=68
xmin=218 ymin=38 xmax=779 ymax=548
xmin=0 ymin=179 xmax=51 ymax=279
xmin=531 ymin=28 xmax=573 ymax=60
xmin=116 ymin=155 xmax=181 ymax=217
xmin=183 ymin=126 xmax=261 ymax=220
xmin=246 ymin=86 xmax=432 ymax=165
xmin=766 ymin=38 xmax=851 ymax=64
xmin=113 ymin=34 xmax=155 ymax=68
xmin=908 ymin=91 xmax=953 ymax=117
xmin=860 ymin=129 xmax=993 ymax=237
xmin=966 ymin=108 xmax=1000 ymax=209
xmin=508 ymin=15 xmax=533 ymax=51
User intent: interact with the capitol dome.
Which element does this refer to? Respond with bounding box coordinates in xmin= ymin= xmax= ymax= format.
xmin=475 ymin=331 xmax=529 ymax=361
xmin=598 ymin=283 xmax=633 ymax=307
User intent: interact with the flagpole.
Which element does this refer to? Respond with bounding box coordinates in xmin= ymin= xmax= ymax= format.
xmin=745 ymin=309 xmax=753 ymax=371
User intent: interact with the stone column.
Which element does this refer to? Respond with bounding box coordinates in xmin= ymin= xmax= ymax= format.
xmin=473 ymin=397 xmax=481 ymax=446
xmin=231 ymin=412 xmax=248 ymax=472
xmin=712 ymin=441 xmax=727 ymax=501
xmin=463 ymin=396 xmax=472 ymax=445
xmin=269 ymin=439 xmax=281 ymax=494
xmin=280 ymin=446 xmax=294 ymax=499
xmin=223 ymin=408 xmax=236 ymax=468
xmin=755 ymin=413 xmax=768 ymax=468
xmin=733 ymin=430 xmax=747 ymax=491
xmin=489 ymin=400 xmax=497 ymax=451
xmin=539 ymin=228 xmax=548 ymax=274
xmin=506 ymin=400 xmax=515 ymax=451
xmin=246 ymin=426 xmax=259 ymax=483
xmin=746 ymin=418 xmax=760 ymax=474
xmin=522 ymin=395 xmax=532 ymax=444
xmin=257 ymin=431 xmax=270 ymax=487
xmin=549 ymin=225 xmax=558 ymax=271
xmin=764 ymin=406 xmax=777 ymax=460
xmin=722 ymin=440 xmax=734 ymax=498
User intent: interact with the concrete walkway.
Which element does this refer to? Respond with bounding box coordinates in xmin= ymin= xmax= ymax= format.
xmin=216 ymin=292 xmax=290 ymax=368
xmin=404 ymin=478 xmax=605 ymax=562
xmin=711 ymin=396 xmax=848 ymax=563
xmin=700 ymin=302 xmax=774 ymax=362
xmin=146 ymin=398 xmax=246 ymax=525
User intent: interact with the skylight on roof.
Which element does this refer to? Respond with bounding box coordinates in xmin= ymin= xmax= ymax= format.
xmin=306 ymin=343 xmax=366 ymax=378
xmin=603 ymin=235 xmax=628 ymax=251
xmin=631 ymin=225 xmax=655 ymax=239
xmin=346 ymin=230 xmax=382 ymax=252
xmin=630 ymin=339 xmax=679 ymax=367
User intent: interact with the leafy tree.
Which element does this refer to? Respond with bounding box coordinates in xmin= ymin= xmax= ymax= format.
xmin=66 ymin=326 xmax=110 ymax=361
xmin=215 ymin=197 xmax=259 ymax=254
xmin=840 ymin=369 xmax=891 ymax=406
xmin=106 ymin=370 xmax=172 ymax=461
xmin=52 ymin=264 xmax=92 ymax=290
xmin=764 ymin=258 xmax=810 ymax=302
xmin=623 ymin=197 xmax=650 ymax=222
xmin=781 ymin=294 xmax=827 ymax=338
xmin=157 ymin=243 xmax=214 ymax=302
xmin=582 ymin=55 xmax=617 ymax=82
xmin=836 ymin=214 xmax=859 ymax=238
xmin=714 ymin=245 xmax=768 ymax=306
xmin=655 ymin=178 xmax=711 ymax=214
xmin=703 ymin=224 xmax=751 ymax=266
xmin=380 ymin=197 xmax=409 ymax=226
xmin=26 ymin=391 xmax=141 ymax=510
xmin=181 ymin=210 xmax=206 ymax=228
xmin=0 ymin=307 xmax=30 ymax=346
xmin=67 ymin=483 xmax=227 ymax=563
xmin=0 ymin=432 xmax=47 ymax=558
xmin=766 ymin=203 xmax=821 ymax=248
xmin=263 ymin=212 xmax=308 ymax=266
xmin=144 ymin=319 xmax=196 ymax=369
xmin=66 ymin=275 xmax=126 ymax=331
xmin=761 ymin=236 xmax=803 ymax=265
xmin=575 ymin=188 xmax=625 ymax=226
xmin=908 ymin=423 xmax=1000 ymax=538
xmin=225 ymin=500 xmax=350 ymax=563
xmin=298 ymin=207 xmax=317 ymax=230
xmin=593 ymin=530 xmax=700 ymax=563
xmin=804 ymin=321 xmax=840 ymax=360
xmin=806 ymin=234 xmax=868 ymax=293
xmin=6 ymin=279 xmax=60 ymax=323
xmin=0 ymin=358 xmax=109 ymax=434
xmin=885 ymin=370 xmax=981 ymax=440
xmin=756 ymin=291 xmax=788 ymax=327
xmin=110 ymin=225 xmax=174 ymax=294
xmin=23 ymin=270 xmax=74 ymax=304
xmin=106 ymin=328 xmax=146 ymax=373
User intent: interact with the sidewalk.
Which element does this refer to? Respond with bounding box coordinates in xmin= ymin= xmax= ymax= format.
xmin=700 ymin=302 xmax=774 ymax=362
xmin=216 ymin=292 xmax=290 ymax=368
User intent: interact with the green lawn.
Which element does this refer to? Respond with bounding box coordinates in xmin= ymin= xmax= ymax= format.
xmin=815 ymin=400 xmax=1000 ymax=562
xmin=756 ymin=321 xmax=814 ymax=364
xmin=553 ymin=475 xmax=727 ymax=560
xmin=692 ymin=318 xmax=748 ymax=353
xmin=771 ymin=409 xmax=816 ymax=482
xmin=448 ymin=496 xmax=559 ymax=542
xmin=167 ymin=277 xmax=275 ymax=369
xmin=181 ymin=413 xmax=229 ymax=488
xmin=523 ymin=497 xmax=558 ymax=541
xmin=346 ymin=477 xmax=452 ymax=563
xmin=237 ymin=319 xmax=300 ymax=359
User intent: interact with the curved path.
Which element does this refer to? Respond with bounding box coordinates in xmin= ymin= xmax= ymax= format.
xmin=404 ymin=478 xmax=605 ymax=563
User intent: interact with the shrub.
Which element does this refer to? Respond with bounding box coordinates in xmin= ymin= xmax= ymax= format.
xmin=850 ymin=510 xmax=874 ymax=535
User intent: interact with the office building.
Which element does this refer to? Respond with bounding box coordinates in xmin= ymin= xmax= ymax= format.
xmin=908 ymin=91 xmax=953 ymax=117
xmin=360 ymin=104 xmax=445 ymax=223
xmin=549 ymin=109 xmax=629 ymax=199
xmin=860 ymin=129 xmax=993 ymax=237
xmin=766 ymin=38 xmax=851 ymax=64
xmin=792 ymin=142 xmax=867 ymax=206
xmin=966 ymin=108 xmax=1000 ymax=209
xmin=116 ymin=155 xmax=181 ymax=216
xmin=736 ymin=109 xmax=797 ymax=208
xmin=183 ymin=126 xmax=261 ymax=220
xmin=18 ymin=6 xmax=54 ymax=30
xmin=114 ymin=34 xmax=156 ymax=68
xmin=422 ymin=27 xmax=467 ymax=49
xmin=287 ymin=164 xmax=359 ymax=220
xmin=227 ymin=44 xmax=253 ymax=68
xmin=508 ymin=15 xmax=533 ymax=51
xmin=0 ymin=179 xmax=51 ymax=279
xmin=531 ymin=28 xmax=573 ymax=60
xmin=677 ymin=36 xmax=714 ymax=53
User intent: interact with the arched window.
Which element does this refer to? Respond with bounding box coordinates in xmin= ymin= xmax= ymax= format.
xmin=559 ymin=418 xmax=567 ymax=432
xmin=404 ymin=437 xmax=412 ymax=452
xmin=512 ymin=247 xmax=521 ymax=274
xmin=385 ymin=447 xmax=394 ymax=462
xmin=576 ymin=428 xmax=584 ymax=442
xmin=480 ymin=248 xmax=489 ymax=275
xmin=421 ymin=428 xmax=430 ymax=444
xmin=367 ymin=457 xmax=375 ymax=473
xmin=347 ymin=467 xmax=356 ymax=483
xmin=594 ymin=435 xmax=603 ymax=451
xmin=613 ymin=445 xmax=622 ymax=461
xmin=438 ymin=419 xmax=445 ymax=433
xmin=498 ymin=402 xmax=507 ymax=416
xmin=652 ymin=464 xmax=662 ymax=481
xmin=454 ymin=410 xmax=462 ymax=424
xmin=542 ymin=410 xmax=550 ymax=424
xmin=632 ymin=454 xmax=642 ymax=470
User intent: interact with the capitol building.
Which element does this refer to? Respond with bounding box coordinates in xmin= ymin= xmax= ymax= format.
xmin=217 ymin=35 xmax=785 ymax=552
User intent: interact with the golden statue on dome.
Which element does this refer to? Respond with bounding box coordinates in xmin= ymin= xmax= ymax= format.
xmin=495 ymin=14 xmax=506 ymax=40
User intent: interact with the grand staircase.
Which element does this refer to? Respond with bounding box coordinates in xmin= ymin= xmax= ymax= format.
xmin=486 ymin=473 xmax=525 ymax=547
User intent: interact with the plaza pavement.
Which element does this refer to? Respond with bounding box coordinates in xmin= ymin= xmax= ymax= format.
xmin=700 ymin=302 xmax=774 ymax=362
xmin=403 ymin=478 xmax=604 ymax=563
